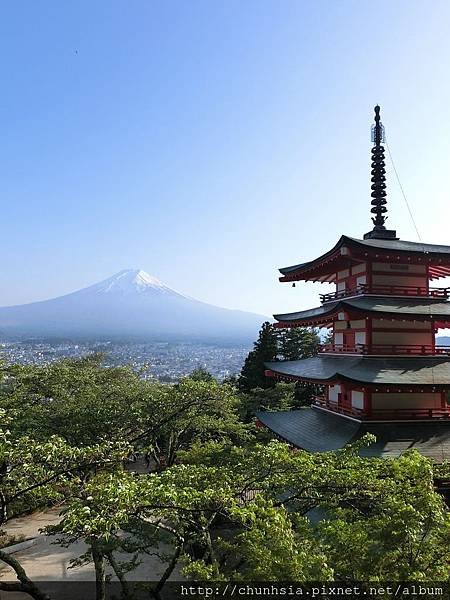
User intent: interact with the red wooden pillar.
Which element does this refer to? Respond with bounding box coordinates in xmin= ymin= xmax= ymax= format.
xmin=366 ymin=316 xmax=373 ymax=354
xmin=366 ymin=260 xmax=373 ymax=292
xmin=431 ymin=320 xmax=436 ymax=354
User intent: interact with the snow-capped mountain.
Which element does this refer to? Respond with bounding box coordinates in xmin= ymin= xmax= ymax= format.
xmin=84 ymin=269 xmax=187 ymax=297
xmin=0 ymin=269 xmax=265 ymax=341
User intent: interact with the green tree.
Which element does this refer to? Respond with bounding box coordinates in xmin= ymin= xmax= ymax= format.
xmin=144 ymin=378 xmax=250 ymax=468
xmin=183 ymin=440 xmax=450 ymax=582
xmin=189 ymin=367 xmax=215 ymax=382
xmin=278 ymin=327 xmax=320 ymax=360
xmin=2 ymin=355 xmax=450 ymax=599
xmin=238 ymin=322 xmax=278 ymax=391
xmin=0 ymin=407 xmax=128 ymax=600
xmin=1 ymin=356 xmax=164 ymax=447
xmin=238 ymin=324 xmax=321 ymax=394
xmin=239 ymin=382 xmax=296 ymax=422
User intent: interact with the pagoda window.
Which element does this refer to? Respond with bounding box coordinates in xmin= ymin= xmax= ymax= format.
xmin=334 ymin=332 xmax=344 ymax=346
xmin=355 ymin=331 xmax=366 ymax=345
xmin=351 ymin=390 xmax=364 ymax=410
xmin=328 ymin=385 xmax=340 ymax=404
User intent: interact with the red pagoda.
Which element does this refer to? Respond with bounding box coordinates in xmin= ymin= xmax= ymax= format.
xmin=259 ymin=106 xmax=450 ymax=461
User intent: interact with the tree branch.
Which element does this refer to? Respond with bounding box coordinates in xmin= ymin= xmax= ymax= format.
xmin=0 ymin=548 xmax=52 ymax=600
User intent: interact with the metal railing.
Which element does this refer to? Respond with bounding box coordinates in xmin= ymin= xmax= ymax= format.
xmin=319 ymin=343 xmax=450 ymax=356
xmin=313 ymin=397 xmax=450 ymax=420
xmin=320 ymin=284 xmax=449 ymax=304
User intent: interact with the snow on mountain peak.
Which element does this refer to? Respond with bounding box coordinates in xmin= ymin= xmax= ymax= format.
xmin=133 ymin=269 xmax=167 ymax=288
xmin=91 ymin=269 xmax=183 ymax=297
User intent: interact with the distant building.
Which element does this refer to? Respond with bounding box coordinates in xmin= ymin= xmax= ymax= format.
xmin=259 ymin=106 xmax=450 ymax=462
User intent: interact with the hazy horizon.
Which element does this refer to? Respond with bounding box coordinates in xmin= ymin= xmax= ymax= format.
xmin=3 ymin=1 xmax=450 ymax=316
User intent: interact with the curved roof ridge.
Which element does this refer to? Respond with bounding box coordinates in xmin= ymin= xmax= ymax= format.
xmin=274 ymin=296 xmax=450 ymax=323
xmin=279 ymin=235 xmax=347 ymax=275
xmin=265 ymin=356 xmax=450 ymax=386
xmin=347 ymin=236 xmax=450 ymax=254
xmin=279 ymin=235 xmax=450 ymax=278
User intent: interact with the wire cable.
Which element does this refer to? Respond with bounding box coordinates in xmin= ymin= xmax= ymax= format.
xmin=385 ymin=136 xmax=422 ymax=241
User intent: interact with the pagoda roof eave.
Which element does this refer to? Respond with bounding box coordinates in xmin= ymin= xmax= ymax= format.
xmin=274 ymin=296 xmax=450 ymax=327
xmin=279 ymin=235 xmax=450 ymax=282
xmin=256 ymin=408 xmax=450 ymax=460
xmin=264 ymin=356 xmax=450 ymax=387
xmin=279 ymin=235 xmax=349 ymax=281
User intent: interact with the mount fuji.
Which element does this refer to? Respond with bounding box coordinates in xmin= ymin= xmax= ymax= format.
xmin=0 ymin=270 xmax=265 ymax=341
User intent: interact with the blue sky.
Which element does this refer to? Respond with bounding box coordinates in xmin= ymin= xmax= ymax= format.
xmin=2 ymin=1 xmax=450 ymax=316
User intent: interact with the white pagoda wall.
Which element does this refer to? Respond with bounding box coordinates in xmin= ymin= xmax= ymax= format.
xmin=328 ymin=384 xmax=340 ymax=403
xmin=334 ymin=331 xmax=366 ymax=345
xmin=336 ymin=263 xmax=367 ymax=294
xmin=334 ymin=317 xmax=367 ymax=347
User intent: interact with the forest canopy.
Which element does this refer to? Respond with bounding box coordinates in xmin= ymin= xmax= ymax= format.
xmin=0 ymin=344 xmax=449 ymax=600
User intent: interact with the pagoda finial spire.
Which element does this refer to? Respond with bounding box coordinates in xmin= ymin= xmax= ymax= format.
xmin=364 ymin=105 xmax=398 ymax=240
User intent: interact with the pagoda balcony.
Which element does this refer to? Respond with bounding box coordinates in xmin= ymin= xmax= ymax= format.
xmin=319 ymin=343 xmax=450 ymax=356
xmin=313 ymin=396 xmax=450 ymax=420
xmin=320 ymin=284 xmax=450 ymax=304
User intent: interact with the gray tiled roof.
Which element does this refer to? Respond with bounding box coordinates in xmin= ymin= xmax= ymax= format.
xmin=279 ymin=235 xmax=450 ymax=275
xmin=274 ymin=302 xmax=339 ymax=322
xmin=348 ymin=236 xmax=450 ymax=255
xmin=265 ymin=356 xmax=450 ymax=385
xmin=274 ymin=296 xmax=450 ymax=323
xmin=257 ymin=407 xmax=450 ymax=461
xmin=257 ymin=408 xmax=360 ymax=451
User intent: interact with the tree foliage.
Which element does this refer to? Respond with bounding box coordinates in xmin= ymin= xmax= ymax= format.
xmin=238 ymin=322 xmax=321 ymax=394
xmin=238 ymin=322 xmax=279 ymax=391
xmin=0 ymin=356 xmax=449 ymax=600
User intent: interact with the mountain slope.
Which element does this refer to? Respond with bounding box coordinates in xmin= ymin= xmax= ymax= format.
xmin=0 ymin=270 xmax=265 ymax=341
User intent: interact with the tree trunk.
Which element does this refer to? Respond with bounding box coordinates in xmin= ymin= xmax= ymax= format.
xmin=0 ymin=489 xmax=7 ymax=526
xmin=91 ymin=540 xmax=106 ymax=600
xmin=0 ymin=549 xmax=52 ymax=600
xmin=106 ymin=550 xmax=131 ymax=600
xmin=151 ymin=540 xmax=183 ymax=598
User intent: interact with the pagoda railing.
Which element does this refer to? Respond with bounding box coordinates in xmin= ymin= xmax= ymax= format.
xmin=319 ymin=343 xmax=450 ymax=356
xmin=313 ymin=397 xmax=450 ymax=420
xmin=320 ymin=284 xmax=449 ymax=304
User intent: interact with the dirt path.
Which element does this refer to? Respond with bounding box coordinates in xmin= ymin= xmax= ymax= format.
xmin=0 ymin=507 xmax=183 ymax=582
